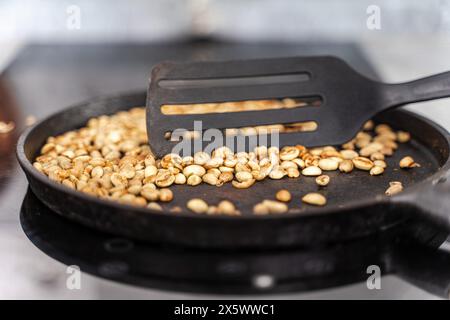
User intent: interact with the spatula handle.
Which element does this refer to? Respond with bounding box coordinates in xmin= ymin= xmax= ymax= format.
xmin=383 ymin=71 xmax=450 ymax=108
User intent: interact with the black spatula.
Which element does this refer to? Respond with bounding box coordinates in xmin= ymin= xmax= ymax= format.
xmin=147 ymin=56 xmax=450 ymax=157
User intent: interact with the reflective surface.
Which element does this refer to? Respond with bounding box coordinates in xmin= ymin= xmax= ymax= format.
xmin=19 ymin=189 xmax=450 ymax=297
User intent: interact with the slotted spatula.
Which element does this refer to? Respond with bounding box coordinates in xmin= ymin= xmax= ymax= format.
xmin=147 ymin=56 xmax=450 ymax=157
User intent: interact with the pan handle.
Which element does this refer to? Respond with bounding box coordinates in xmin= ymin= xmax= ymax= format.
xmin=392 ymin=239 xmax=450 ymax=299
xmin=393 ymin=173 xmax=450 ymax=232
xmin=382 ymin=71 xmax=450 ymax=108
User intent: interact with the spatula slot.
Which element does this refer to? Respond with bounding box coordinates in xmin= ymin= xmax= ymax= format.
xmin=158 ymin=73 xmax=310 ymax=90
xmin=158 ymin=105 xmax=321 ymax=133
xmin=160 ymin=96 xmax=321 ymax=115
xmin=164 ymin=121 xmax=318 ymax=141
xmin=166 ymin=129 xmax=284 ymax=156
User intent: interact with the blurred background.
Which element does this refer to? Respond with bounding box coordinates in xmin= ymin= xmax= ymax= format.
xmin=2 ymin=0 xmax=450 ymax=299
xmin=2 ymin=0 xmax=450 ymax=123
xmin=1 ymin=0 xmax=450 ymax=42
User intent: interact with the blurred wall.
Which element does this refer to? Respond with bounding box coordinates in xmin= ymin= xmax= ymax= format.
xmin=1 ymin=0 xmax=450 ymax=43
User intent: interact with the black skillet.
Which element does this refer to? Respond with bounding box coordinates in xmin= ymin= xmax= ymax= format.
xmin=16 ymin=92 xmax=450 ymax=249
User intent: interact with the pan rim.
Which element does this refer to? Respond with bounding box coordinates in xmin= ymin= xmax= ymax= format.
xmin=16 ymin=91 xmax=450 ymax=221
